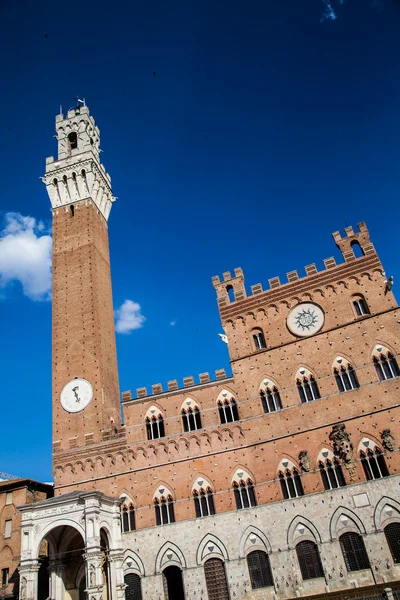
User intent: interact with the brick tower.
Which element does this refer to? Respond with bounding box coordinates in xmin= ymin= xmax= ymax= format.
xmin=44 ymin=104 xmax=121 ymax=479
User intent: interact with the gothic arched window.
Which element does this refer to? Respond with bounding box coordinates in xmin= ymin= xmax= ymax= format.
xmin=319 ymin=458 xmax=346 ymax=490
xmin=218 ymin=397 xmax=239 ymax=424
xmin=260 ymin=384 xmax=282 ymax=414
xmin=154 ymin=495 xmax=175 ymax=526
xmin=360 ymin=445 xmax=389 ymax=480
xmin=121 ymin=503 xmax=135 ymax=532
xmin=193 ymin=488 xmax=215 ymax=518
xmin=279 ymin=467 xmax=304 ymax=499
xmin=352 ymin=295 xmax=369 ymax=317
xmin=384 ymin=523 xmax=400 ymax=564
xmin=182 ymin=405 xmax=202 ymax=432
xmin=145 ymin=409 xmax=165 ymax=440
xmin=333 ymin=358 xmax=359 ymax=393
xmin=296 ymin=369 xmax=320 ymax=404
xmin=296 ymin=541 xmax=324 ymax=580
xmin=252 ymin=329 xmax=267 ymax=351
xmin=247 ymin=550 xmax=274 ymax=589
xmin=232 ymin=475 xmax=256 ymax=510
xmin=373 ymin=347 xmax=400 ymax=381
xmin=339 ymin=532 xmax=370 ymax=571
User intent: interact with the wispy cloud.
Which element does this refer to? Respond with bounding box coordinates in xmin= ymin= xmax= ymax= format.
xmin=115 ymin=299 xmax=146 ymax=334
xmin=320 ymin=0 xmax=383 ymax=21
xmin=0 ymin=212 xmax=52 ymax=300
xmin=321 ymin=0 xmax=338 ymax=21
xmin=170 ymin=320 xmax=176 ymax=326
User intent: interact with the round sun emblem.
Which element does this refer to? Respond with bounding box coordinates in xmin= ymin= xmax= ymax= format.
xmin=287 ymin=303 xmax=325 ymax=337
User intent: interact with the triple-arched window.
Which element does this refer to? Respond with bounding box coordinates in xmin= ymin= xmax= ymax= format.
xmin=373 ymin=346 xmax=400 ymax=381
xmin=260 ymin=380 xmax=282 ymax=414
xmin=217 ymin=392 xmax=239 ymax=424
xmin=333 ymin=357 xmax=359 ymax=393
xmin=339 ymin=532 xmax=370 ymax=571
xmin=318 ymin=451 xmax=346 ymax=490
xmin=232 ymin=470 xmax=257 ymax=509
xmin=181 ymin=401 xmax=202 ymax=432
xmin=121 ymin=503 xmax=135 ymax=532
xmin=296 ymin=540 xmax=324 ymax=580
xmin=154 ymin=485 xmax=175 ymax=525
xmin=246 ymin=550 xmax=274 ymax=589
xmin=384 ymin=523 xmax=400 ymax=563
xmin=193 ymin=487 xmax=215 ymax=518
xmin=296 ymin=368 xmax=320 ymax=403
xmin=359 ymin=440 xmax=389 ymax=480
xmin=145 ymin=407 xmax=165 ymax=440
xmin=279 ymin=462 xmax=304 ymax=499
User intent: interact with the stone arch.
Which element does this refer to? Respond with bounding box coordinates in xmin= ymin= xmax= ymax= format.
xmin=123 ymin=550 xmax=145 ymax=576
xmin=34 ymin=520 xmax=85 ymax=558
xmin=191 ymin=474 xmax=215 ymax=494
xmin=155 ymin=541 xmax=186 ymax=573
xmin=239 ymin=525 xmax=272 ymax=558
xmin=330 ymin=506 xmax=366 ymax=540
xmin=372 ymin=341 xmax=398 ymax=358
xmin=374 ymin=497 xmax=400 ymax=531
xmin=197 ymin=533 xmax=229 ymax=565
xmin=313 ymin=288 xmax=325 ymax=298
xmin=287 ymin=516 xmax=322 ymax=548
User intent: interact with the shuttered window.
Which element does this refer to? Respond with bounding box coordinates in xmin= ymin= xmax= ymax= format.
xmin=204 ymin=559 xmax=229 ymax=600
xmin=247 ymin=550 xmax=274 ymax=589
xmin=339 ymin=532 xmax=370 ymax=571
xmin=385 ymin=523 xmax=400 ymax=563
xmin=296 ymin=541 xmax=324 ymax=580
xmin=124 ymin=574 xmax=142 ymax=600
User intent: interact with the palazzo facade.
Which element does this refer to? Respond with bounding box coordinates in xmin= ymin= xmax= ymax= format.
xmin=18 ymin=106 xmax=400 ymax=600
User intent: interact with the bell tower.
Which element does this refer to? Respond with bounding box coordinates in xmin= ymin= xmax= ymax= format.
xmin=44 ymin=104 xmax=121 ymax=467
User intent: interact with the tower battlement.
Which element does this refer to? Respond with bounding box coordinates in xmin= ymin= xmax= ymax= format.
xmin=43 ymin=104 xmax=115 ymax=221
xmin=212 ymin=222 xmax=378 ymax=310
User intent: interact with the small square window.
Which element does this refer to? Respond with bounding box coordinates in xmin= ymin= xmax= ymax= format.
xmin=5 ymin=492 xmax=12 ymax=505
xmin=1 ymin=569 xmax=8 ymax=587
xmin=4 ymin=520 xmax=12 ymax=538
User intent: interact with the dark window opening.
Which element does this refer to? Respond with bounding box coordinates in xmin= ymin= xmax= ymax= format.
xmin=384 ymin=523 xmax=400 ymax=564
xmin=121 ymin=504 xmax=135 ymax=532
xmin=182 ymin=406 xmax=202 ymax=432
xmin=296 ymin=541 xmax=324 ymax=580
xmin=226 ymin=285 xmax=235 ymax=303
xmin=247 ymin=550 xmax=274 ymax=589
xmin=204 ymin=559 xmax=229 ymax=600
xmin=70 ymin=205 xmax=75 ymax=217
xmin=351 ymin=241 xmax=364 ymax=258
xmin=339 ymin=532 xmax=370 ymax=571
xmin=68 ymin=132 xmax=78 ymax=150
xmin=124 ymin=573 xmax=142 ymax=600
xmin=334 ymin=364 xmax=359 ymax=392
xmin=297 ymin=375 xmax=320 ymax=403
xmin=162 ymin=566 xmax=185 ymax=600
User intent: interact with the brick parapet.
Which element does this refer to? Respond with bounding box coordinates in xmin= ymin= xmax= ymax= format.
xmin=123 ymin=372 xmax=233 ymax=404
xmin=218 ymin=253 xmax=382 ymax=323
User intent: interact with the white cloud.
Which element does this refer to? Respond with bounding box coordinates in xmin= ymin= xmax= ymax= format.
xmin=321 ymin=0 xmax=337 ymax=21
xmin=170 ymin=320 xmax=176 ymax=326
xmin=0 ymin=212 xmax=52 ymax=301
xmin=115 ymin=299 xmax=146 ymax=334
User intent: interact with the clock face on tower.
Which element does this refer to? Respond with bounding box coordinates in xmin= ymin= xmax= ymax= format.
xmin=287 ymin=302 xmax=325 ymax=337
xmin=60 ymin=378 xmax=93 ymax=413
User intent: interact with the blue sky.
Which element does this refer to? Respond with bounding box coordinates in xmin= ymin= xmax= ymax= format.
xmin=0 ymin=0 xmax=399 ymax=482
